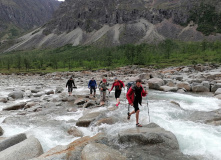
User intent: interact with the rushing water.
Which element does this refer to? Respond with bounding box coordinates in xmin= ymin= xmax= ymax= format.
xmin=0 ymin=87 xmax=221 ymax=160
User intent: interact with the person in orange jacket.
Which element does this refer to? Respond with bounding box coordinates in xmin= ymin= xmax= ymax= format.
xmin=109 ymin=77 xmax=125 ymax=107
xmin=126 ymin=79 xmax=147 ymax=127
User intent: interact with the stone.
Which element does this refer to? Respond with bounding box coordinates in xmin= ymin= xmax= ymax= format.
xmin=174 ymin=76 xmax=183 ymax=81
xmin=177 ymin=82 xmax=191 ymax=91
xmin=215 ymin=88 xmax=221 ymax=95
xmin=81 ymin=143 xmax=126 ymax=160
xmin=95 ymin=117 xmax=117 ymax=126
xmin=0 ymin=136 xmax=43 ymax=160
xmin=0 ymin=97 xmax=7 ymax=103
xmin=0 ymin=133 xmax=27 ymax=152
xmin=0 ymin=126 xmax=4 ymax=136
xmin=177 ymin=89 xmax=186 ymax=93
xmin=55 ymin=87 xmax=64 ymax=93
xmin=8 ymin=91 xmax=24 ymax=99
xmin=159 ymin=86 xmax=178 ymax=92
xmin=215 ymin=94 xmax=221 ymax=100
xmin=3 ymin=102 xmax=27 ymax=111
xmin=74 ymin=98 xmax=87 ymax=105
xmin=24 ymin=102 xmax=37 ymax=109
xmin=138 ymin=73 xmax=151 ymax=80
xmin=211 ymin=83 xmax=221 ymax=92
xmin=33 ymin=92 xmax=44 ymax=97
xmin=83 ymin=100 xmax=96 ymax=108
xmin=192 ymin=85 xmax=210 ymax=92
xmin=67 ymin=126 xmax=83 ymax=137
xmin=45 ymin=90 xmax=54 ymax=95
xmin=31 ymin=89 xmax=41 ymax=93
xmin=147 ymin=78 xmax=164 ymax=90
xmin=76 ymin=112 xmax=102 ymax=127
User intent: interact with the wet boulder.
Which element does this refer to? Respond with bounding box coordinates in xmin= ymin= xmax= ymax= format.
xmin=8 ymin=91 xmax=24 ymax=99
xmin=215 ymin=94 xmax=221 ymax=100
xmin=24 ymin=102 xmax=37 ymax=109
xmin=0 ymin=97 xmax=8 ymax=103
xmin=0 ymin=136 xmax=43 ymax=160
xmin=55 ymin=87 xmax=64 ymax=93
xmin=95 ymin=117 xmax=118 ymax=126
xmin=192 ymin=84 xmax=210 ymax=92
xmin=0 ymin=133 xmax=27 ymax=152
xmin=3 ymin=102 xmax=27 ymax=111
xmin=159 ymin=86 xmax=178 ymax=92
xmin=177 ymin=82 xmax=191 ymax=91
xmin=76 ymin=112 xmax=102 ymax=127
xmin=67 ymin=126 xmax=83 ymax=137
xmin=83 ymin=100 xmax=96 ymax=108
xmin=0 ymin=126 xmax=4 ymax=136
xmin=74 ymin=98 xmax=87 ymax=105
xmin=45 ymin=90 xmax=54 ymax=95
xmin=81 ymin=143 xmax=126 ymax=160
xmin=211 ymin=83 xmax=221 ymax=92
xmin=215 ymin=88 xmax=221 ymax=95
xmin=147 ymin=78 xmax=164 ymax=90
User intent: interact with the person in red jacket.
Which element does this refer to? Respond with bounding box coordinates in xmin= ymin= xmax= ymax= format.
xmin=109 ymin=77 xmax=125 ymax=107
xmin=126 ymin=79 xmax=147 ymax=127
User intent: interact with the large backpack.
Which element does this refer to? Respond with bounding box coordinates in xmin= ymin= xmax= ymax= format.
xmin=126 ymin=81 xmax=135 ymax=92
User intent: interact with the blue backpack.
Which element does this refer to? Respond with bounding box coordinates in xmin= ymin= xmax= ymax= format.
xmin=126 ymin=82 xmax=135 ymax=92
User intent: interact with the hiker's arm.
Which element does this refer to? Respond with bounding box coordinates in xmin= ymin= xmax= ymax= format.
xmin=126 ymin=88 xmax=133 ymax=105
xmin=120 ymin=80 xmax=125 ymax=88
xmin=66 ymin=81 xmax=68 ymax=87
xmin=110 ymin=83 xmax=114 ymax=92
xmin=88 ymin=81 xmax=91 ymax=88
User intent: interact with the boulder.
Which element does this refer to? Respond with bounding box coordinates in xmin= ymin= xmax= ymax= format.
xmin=24 ymin=102 xmax=37 ymax=109
xmin=0 ymin=133 xmax=27 ymax=152
xmin=31 ymin=89 xmax=41 ymax=93
xmin=177 ymin=82 xmax=191 ymax=91
xmin=174 ymin=76 xmax=183 ymax=81
xmin=83 ymin=100 xmax=96 ymax=108
xmin=0 ymin=97 xmax=7 ymax=103
xmin=0 ymin=126 xmax=4 ymax=136
xmin=55 ymin=87 xmax=64 ymax=93
xmin=159 ymin=86 xmax=178 ymax=92
xmin=68 ymin=127 xmax=83 ymax=137
xmin=33 ymin=93 xmax=44 ymax=97
xmin=192 ymin=85 xmax=209 ymax=92
xmin=215 ymin=88 xmax=221 ymax=95
xmin=211 ymin=83 xmax=221 ymax=92
xmin=215 ymin=94 xmax=221 ymax=100
xmin=8 ymin=91 xmax=24 ymax=99
xmin=76 ymin=112 xmax=102 ymax=127
xmin=0 ymin=136 xmax=43 ymax=160
xmin=95 ymin=117 xmax=117 ymax=126
xmin=45 ymin=90 xmax=54 ymax=95
xmin=177 ymin=89 xmax=186 ymax=93
xmin=138 ymin=73 xmax=151 ymax=80
xmin=147 ymin=78 xmax=164 ymax=90
xmin=74 ymin=98 xmax=87 ymax=105
xmin=3 ymin=102 xmax=27 ymax=111
xmin=81 ymin=143 xmax=126 ymax=160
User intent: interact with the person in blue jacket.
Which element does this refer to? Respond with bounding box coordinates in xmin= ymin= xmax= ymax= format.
xmin=88 ymin=77 xmax=97 ymax=97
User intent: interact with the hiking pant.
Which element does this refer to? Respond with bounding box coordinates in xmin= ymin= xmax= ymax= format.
xmin=68 ymin=86 xmax=73 ymax=92
xmin=100 ymin=91 xmax=106 ymax=102
xmin=90 ymin=87 xmax=96 ymax=94
xmin=115 ymin=90 xmax=121 ymax=99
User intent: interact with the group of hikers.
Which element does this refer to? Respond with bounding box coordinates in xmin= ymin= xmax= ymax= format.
xmin=66 ymin=77 xmax=148 ymax=127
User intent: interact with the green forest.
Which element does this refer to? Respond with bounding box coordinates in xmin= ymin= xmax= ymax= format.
xmin=0 ymin=39 xmax=221 ymax=73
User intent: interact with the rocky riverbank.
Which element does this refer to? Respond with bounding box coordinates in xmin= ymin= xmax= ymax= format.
xmin=0 ymin=64 xmax=220 ymax=159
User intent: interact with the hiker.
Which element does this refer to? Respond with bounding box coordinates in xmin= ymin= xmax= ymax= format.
xmin=88 ymin=77 xmax=97 ymax=97
xmin=99 ymin=78 xmax=109 ymax=106
xmin=126 ymin=79 xmax=147 ymax=127
xmin=109 ymin=77 xmax=125 ymax=106
xmin=66 ymin=77 xmax=76 ymax=96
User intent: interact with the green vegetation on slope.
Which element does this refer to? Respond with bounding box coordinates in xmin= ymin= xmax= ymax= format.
xmin=0 ymin=39 xmax=221 ymax=73
xmin=188 ymin=3 xmax=221 ymax=35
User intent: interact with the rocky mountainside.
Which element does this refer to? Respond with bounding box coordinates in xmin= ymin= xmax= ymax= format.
xmin=0 ymin=0 xmax=60 ymax=41
xmin=5 ymin=0 xmax=221 ymax=51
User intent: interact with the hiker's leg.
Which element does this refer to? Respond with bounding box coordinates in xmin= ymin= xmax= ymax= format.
xmin=93 ymin=88 xmax=96 ymax=97
xmin=135 ymin=110 xmax=140 ymax=124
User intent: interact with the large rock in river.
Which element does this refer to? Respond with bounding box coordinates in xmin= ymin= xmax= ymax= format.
xmin=0 ymin=126 xmax=4 ymax=136
xmin=192 ymin=84 xmax=210 ymax=92
xmin=0 ymin=133 xmax=27 ymax=152
xmin=8 ymin=91 xmax=24 ymax=99
xmin=3 ymin=102 xmax=27 ymax=111
xmin=76 ymin=112 xmax=102 ymax=127
xmin=147 ymin=78 xmax=164 ymax=90
xmin=177 ymin=82 xmax=191 ymax=91
xmin=81 ymin=143 xmax=126 ymax=160
xmin=0 ymin=136 xmax=43 ymax=160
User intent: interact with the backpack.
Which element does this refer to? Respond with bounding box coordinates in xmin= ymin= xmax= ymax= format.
xmin=126 ymin=81 xmax=135 ymax=92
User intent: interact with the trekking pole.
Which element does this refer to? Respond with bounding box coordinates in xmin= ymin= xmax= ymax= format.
xmin=144 ymin=87 xmax=150 ymax=123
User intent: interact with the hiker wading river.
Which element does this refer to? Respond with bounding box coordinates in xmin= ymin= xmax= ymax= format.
xmin=126 ymin=79 xmax=147 ymax=127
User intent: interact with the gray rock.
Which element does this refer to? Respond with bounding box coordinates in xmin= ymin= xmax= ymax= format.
xmin=33 ymin=93 xmax=44 ymax=97
xmin=8 ymin=91 xmax=24 ymax=99
xmin=45 ymin=90 xmax=54 ymax=95
xmin=0 ymin=136 xmax=43 ymax=160
xmin=147 ymin=78 xmax=164 ymax=90
xmin=55 ymin=87 xmax=64 ymax=93
xmin=81 ymin=143 xmax=126 ymax=160
xmin=83 ymin=100 xmax=96 ymax=108
xmin=68 ymin=126 xmax=83 ymax=137
xmin=215 ymin=88 xmax=221 ymax=95
xmin=215 ymin=94 xmax=221 ymax=100
xmin=76 ymin=112 xmax=102 ymax=127
xmin=3 ymin=102 xmax=27 ymax=111
xmin=159 ymin=86 xmax=178 ymax=92
xmin=211 ymin=83 xmax=221 ymax=92
xmin=24 ymin=102 xmax=37 ymax=109
xmin=177 ymin=82 xmax=191 ymax=91
xmin=0 ymin=126 xmax=4 ymax=136
xmin=74 ymin=98 xmax=87 ymax=105
xmin=31 ymin=89 xmax=41 ymax=93
xmin=0 ymin=97 xmax=8 ymax=103
xmin=192 ymin=85 xmax=209 ymax=92
xmin=0 ymin=133 xmax=27 ymax=152
xmin=174 ymin=76 xmax=183 ymax=81
xmin=177 ymin=89 xmax=186 ymax=93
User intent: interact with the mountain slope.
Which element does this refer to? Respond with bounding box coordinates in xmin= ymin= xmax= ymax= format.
xmin=0 ymin=0 xmax=60 ymax=41
xmin=5 ymin=0 xmax=221 ymax=51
